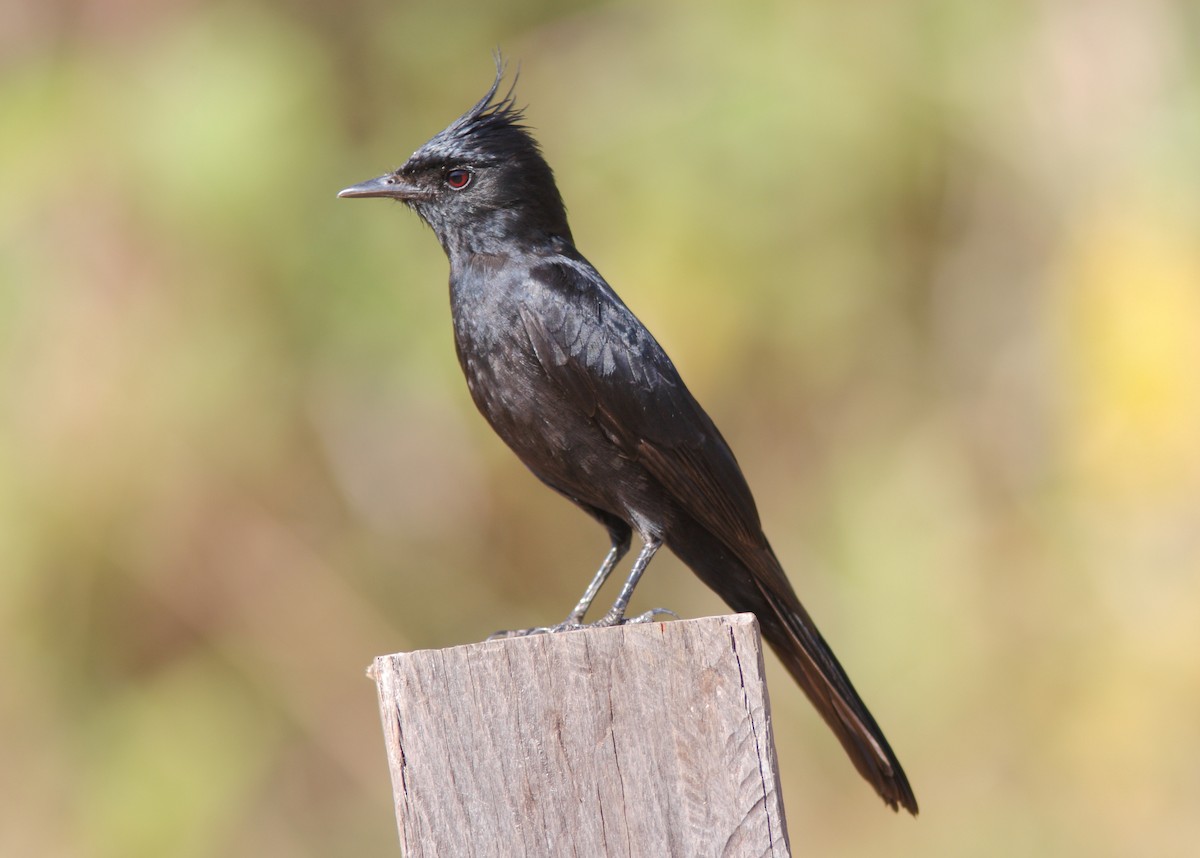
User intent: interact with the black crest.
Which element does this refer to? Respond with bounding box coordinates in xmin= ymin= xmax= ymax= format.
xmin=396 ymin=54 xmax=571 ymax=246
xmin=412 ymin=57 xmax=545 ymax=169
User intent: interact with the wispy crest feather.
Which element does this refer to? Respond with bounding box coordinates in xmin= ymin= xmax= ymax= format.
xmin=414 ymin=54 xmax=541 ymax=167
xmin=395 ymin=53 xmax=571 ymax=244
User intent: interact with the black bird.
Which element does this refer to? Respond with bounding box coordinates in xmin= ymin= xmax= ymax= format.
xmin=339 ymin=63 xmax=917 ymax=815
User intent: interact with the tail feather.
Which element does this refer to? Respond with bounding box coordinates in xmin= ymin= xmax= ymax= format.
xmin=754 ymin=577 xmax=918 ymax=814
xmin=668 ymin=525 xmax=918 ymax=814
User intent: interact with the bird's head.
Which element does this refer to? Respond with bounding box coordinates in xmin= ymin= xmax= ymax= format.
xmin=339 ymin=60 xmax=571 ymax=257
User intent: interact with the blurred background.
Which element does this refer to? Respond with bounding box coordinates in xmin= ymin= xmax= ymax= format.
xmin=3 ymin=0 xmax=1199 ymax=855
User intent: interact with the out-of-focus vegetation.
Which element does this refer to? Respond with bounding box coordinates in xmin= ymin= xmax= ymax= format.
xmin=3 ymin=1 xmax=1199 ymax=855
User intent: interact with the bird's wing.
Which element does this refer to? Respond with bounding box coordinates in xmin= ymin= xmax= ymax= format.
xmin=522 ymin=260 xmax=920 ymax=815
xmin=519 ymin=259 xmax=764 ymax=550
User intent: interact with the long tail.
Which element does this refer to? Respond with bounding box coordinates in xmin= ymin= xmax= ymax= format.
xmin=668 ymin=527 xmax=918 ymax=814
xmin=752 ymin=566 xmax=918 ymax=814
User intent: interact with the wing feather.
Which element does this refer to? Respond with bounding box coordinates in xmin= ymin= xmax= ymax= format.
xmin=519 ymin=260 xmax=764 ymax=552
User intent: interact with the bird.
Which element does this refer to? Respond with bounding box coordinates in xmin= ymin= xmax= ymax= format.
xmin=338 ymin=60 xmax=918 ymax=815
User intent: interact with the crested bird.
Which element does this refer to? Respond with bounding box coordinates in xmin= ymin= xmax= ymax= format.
xmin=339 ymin=62 xmax=917 ymax=814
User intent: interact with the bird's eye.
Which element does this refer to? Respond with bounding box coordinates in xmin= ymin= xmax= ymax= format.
xmin=445 ymin=169 xmax=472 ymax=190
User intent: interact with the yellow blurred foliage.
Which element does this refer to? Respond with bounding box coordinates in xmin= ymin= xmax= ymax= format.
xmin=1060 ymin=201 xmax=1200 ymax=497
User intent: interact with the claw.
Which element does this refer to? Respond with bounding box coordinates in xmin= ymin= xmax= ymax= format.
xmin=486 ymin=626 xmax=553 ymax=640
xmin=624 ymin=607 xmax=679 ymax=624
xmin=487 ymin=607 xmax=678 ymax=641
xmin=486 ymin=618 xmax=582 ymax=639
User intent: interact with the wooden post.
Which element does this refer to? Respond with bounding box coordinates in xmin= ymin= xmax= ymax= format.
xmin=369 ymin=613 xmax=791 ymax=857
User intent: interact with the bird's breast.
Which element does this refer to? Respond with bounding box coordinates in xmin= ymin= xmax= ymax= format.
xmin=450 ymin=293 xmax=557 ymax=432
xmin=451 ymin=298 xmax=624 ymax=484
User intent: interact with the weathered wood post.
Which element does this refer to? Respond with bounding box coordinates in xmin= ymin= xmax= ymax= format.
xmin=369 ymin=613 xmax=791 ymax=857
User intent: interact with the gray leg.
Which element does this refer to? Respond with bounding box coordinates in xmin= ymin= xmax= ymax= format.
xmin=487 ymin=531 xmax=631 ymax=640
xmin=487 ymin=532 xmax=675 ymax=640
xmin=596 ymin=537 xmax=662 ymax=626
xmin=564 ymin=539 xmax=629 ymax=625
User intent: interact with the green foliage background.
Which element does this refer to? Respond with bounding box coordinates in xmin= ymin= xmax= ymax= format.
xmin=4 ymin=1 xmax=1199 ymax=855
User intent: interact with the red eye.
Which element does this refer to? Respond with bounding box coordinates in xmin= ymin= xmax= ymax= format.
xmin=445 ymin=169 xmax=471 ymax=190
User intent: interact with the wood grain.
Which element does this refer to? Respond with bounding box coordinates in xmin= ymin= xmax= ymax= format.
xmin=369 ymin=614 xmax=791 ymax=857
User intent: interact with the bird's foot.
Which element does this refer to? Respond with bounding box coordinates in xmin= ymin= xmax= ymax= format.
xmin=620 ymin=607 xmax=680 ymax=624
xmin=486 ymin=625 xmax=557 ymax=640
xmin=486 ymin=618 xmax=585 ymax=639
xmin=487 ymin=607 xmax=679 ymax=641
xmin=593 ymin=606 xmax=678 ymax=626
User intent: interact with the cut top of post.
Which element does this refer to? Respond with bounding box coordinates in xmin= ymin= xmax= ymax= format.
xmin=370 ymin=614 xmax=791 ymax=857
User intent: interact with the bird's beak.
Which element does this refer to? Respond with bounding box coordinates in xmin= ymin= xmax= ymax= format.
xmin=337 ymin=173 xmax=428 ymax=201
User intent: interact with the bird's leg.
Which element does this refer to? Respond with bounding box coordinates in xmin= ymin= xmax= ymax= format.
xmin=562 ymin=539 xmax=629 ymax=626
xmin=489 ymin=538 xmax=667 ymax=638
xmin=487 ymin=533 xmax=631 ymax=640
xmin=595 ymin=537 xmax=664 ymax=627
